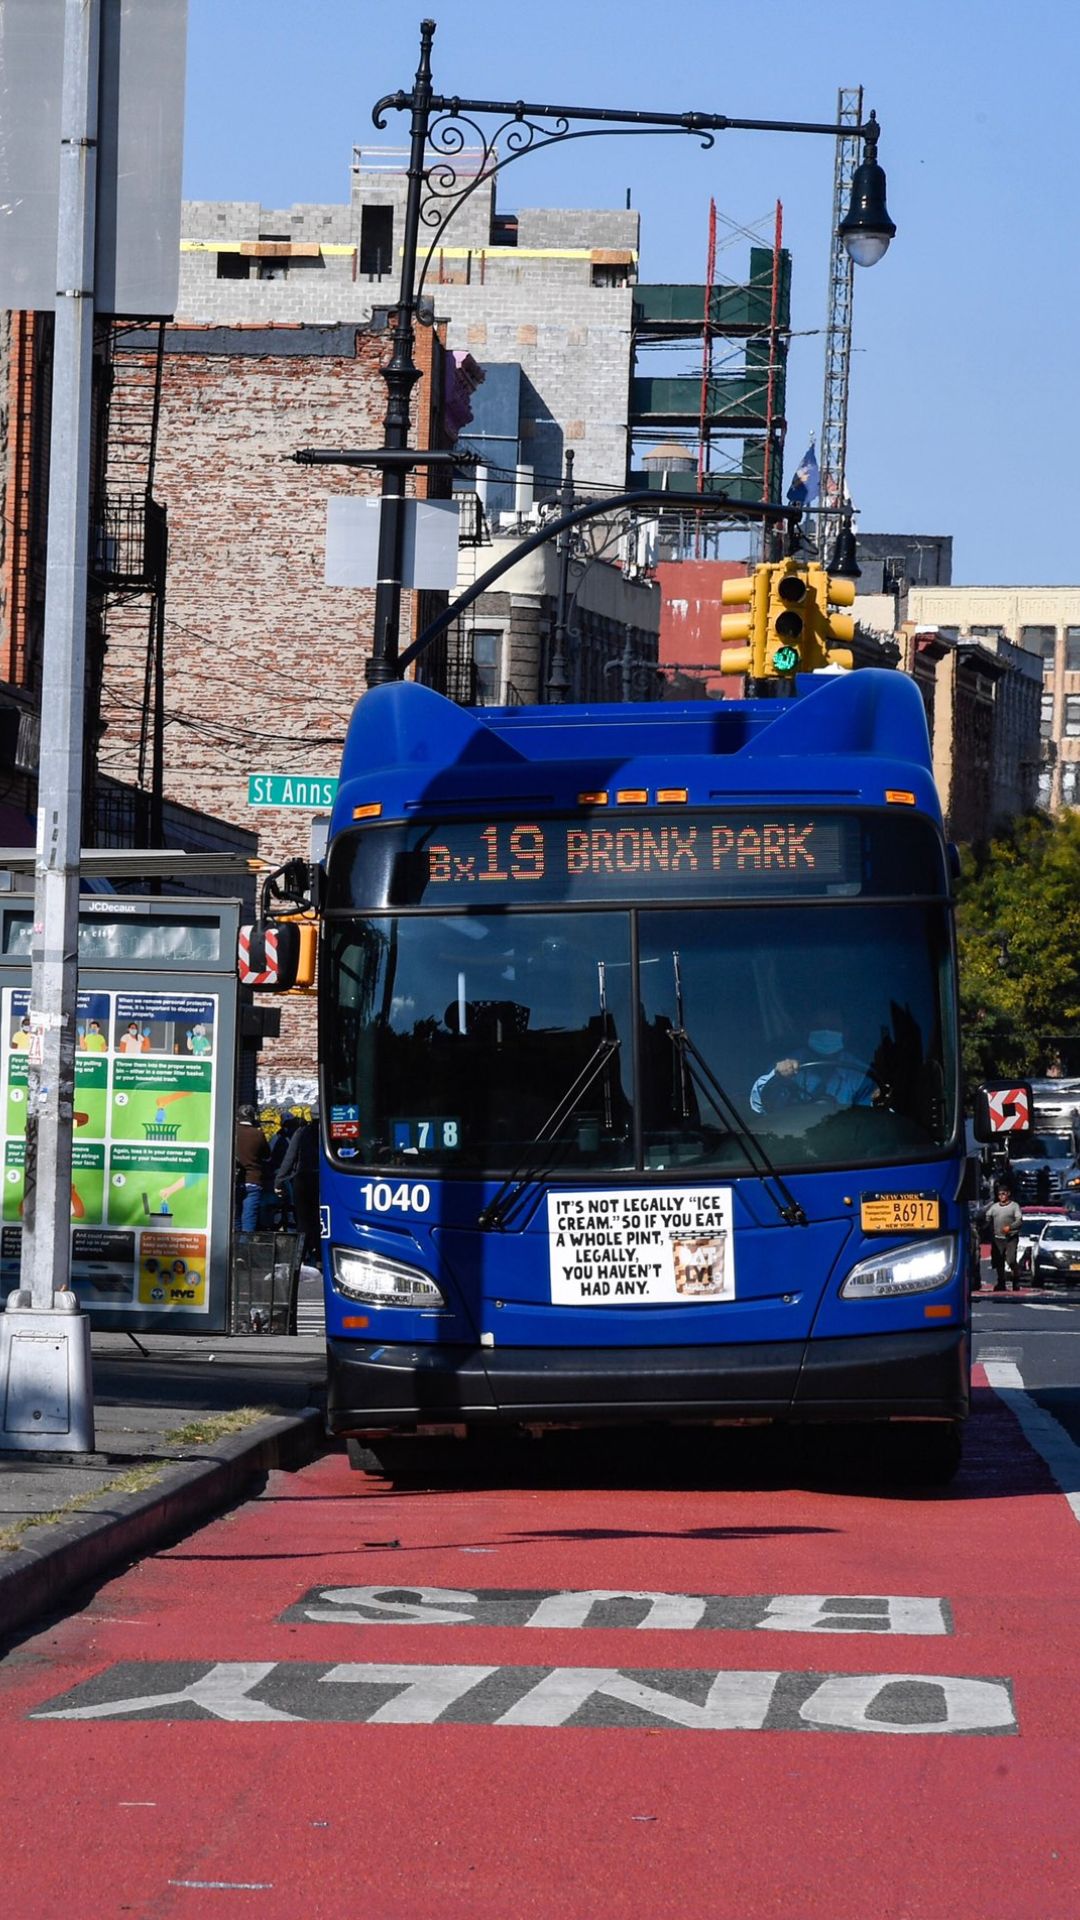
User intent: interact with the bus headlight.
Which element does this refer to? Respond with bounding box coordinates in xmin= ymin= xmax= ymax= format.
xmin=839 ymin=1233 xmax=958 ymax=1300
xmin=331 ymin=1245 xmax=446 ymax=1309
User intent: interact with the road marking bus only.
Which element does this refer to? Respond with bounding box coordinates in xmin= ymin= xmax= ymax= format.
xmin=32 ymin=1661 xmax=1016 ymax=1733
xmin=281 ymin=1588 xmax=952 ymax=1633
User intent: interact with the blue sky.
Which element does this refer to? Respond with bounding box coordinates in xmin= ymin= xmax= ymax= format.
xmin=184 ymin=0 xmax=1080 ymax=585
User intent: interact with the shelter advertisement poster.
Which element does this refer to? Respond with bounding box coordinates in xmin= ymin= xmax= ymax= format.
xmin=547 ymin=1187 xmax=736 ymax=1305
xmin=0 ymin=986 xmax=219 ymax=1313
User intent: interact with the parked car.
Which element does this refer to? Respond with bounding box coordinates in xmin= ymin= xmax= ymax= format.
xmin=1017 ymin=1206 xmax=1068 ymax=1274
xmin=1033 ymin=1219 xmax=1080 ymax=1284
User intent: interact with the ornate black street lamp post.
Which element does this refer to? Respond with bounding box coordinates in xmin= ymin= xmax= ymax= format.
xmin=361 ymin=18 xmax=896 ymax=688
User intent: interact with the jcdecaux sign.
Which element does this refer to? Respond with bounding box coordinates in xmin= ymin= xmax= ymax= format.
xmin=247 ymin=775 xmax=338 ymax=809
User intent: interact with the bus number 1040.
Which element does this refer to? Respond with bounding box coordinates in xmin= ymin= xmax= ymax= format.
xmin=360 ymin=1182 xmax=431 ymax=1214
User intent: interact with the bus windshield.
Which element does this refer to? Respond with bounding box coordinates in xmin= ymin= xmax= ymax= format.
xmin=325 ymin=900 xmax=956 ymax=1176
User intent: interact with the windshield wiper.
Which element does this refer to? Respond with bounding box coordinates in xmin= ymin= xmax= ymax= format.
xmin=477 ymin=1033 xmax=621 ymax=1232
xmin=667 ymin=951 xmax=807 ymax=1228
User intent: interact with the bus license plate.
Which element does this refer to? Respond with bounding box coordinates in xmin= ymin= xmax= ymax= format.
xmin=860 ymin=1192 xmax=940 ymax=1233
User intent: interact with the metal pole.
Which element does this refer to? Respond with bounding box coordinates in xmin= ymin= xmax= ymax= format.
xmin=365 ymin=19 xmax=435 ymax=688
xmin=7 ymin=0 xmax=99 ymax=1453
xmin=151 ymin=549 xmax=167 ymax=851
xmin=546 ymin=451 xmax=575 ymax=703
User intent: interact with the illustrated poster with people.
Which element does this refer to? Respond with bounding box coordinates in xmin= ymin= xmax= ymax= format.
xmin=0 ymin=986 xmax=219 ymax=1314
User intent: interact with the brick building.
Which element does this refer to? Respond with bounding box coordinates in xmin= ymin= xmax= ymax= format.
xmin=903 ymin=586 xmax=1080 ymax=813
xmin=179 ymin=155 xmax=639 ymax=500
xmin=94 ymin=315 xmax=447 ymax=1078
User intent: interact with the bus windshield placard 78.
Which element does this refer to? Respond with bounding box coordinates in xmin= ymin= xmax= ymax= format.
xmin=331 ymin=812 xmax=874 ymax=906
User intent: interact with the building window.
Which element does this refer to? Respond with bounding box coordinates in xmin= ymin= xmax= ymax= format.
xmin=1038 ymin=769 xmax=1053 ymax=810
xmin=1065 ymin=695 xmax=1080 ymax=738
xmin=1066 ymin=628 xmax=1080 ymax=672
xmin=1062 ymin=763 xmax=1080 ymax=807
xmin=1042 ymin=693 xmax=1055 ymax=739
xmin=1021 ymin=625 xmax=1057 ymax=669
xmin=471 ymin=629 xmax=503 ymax=706
xmin=360 ymin=205 xmax=393 ymax=278
xmin=216 ymin=252 xmax=251 ymax=280
xmin=969 ymin=624 xmax=1002 ymax=637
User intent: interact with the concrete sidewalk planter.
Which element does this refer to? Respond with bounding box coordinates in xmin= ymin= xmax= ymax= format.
xmin=231 ymin=1230 xmax=304 ymax=1335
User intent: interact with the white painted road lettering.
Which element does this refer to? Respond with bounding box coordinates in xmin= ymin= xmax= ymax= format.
xmin=33 ymin=1661 xmax=1015 ymax=1733
xmin=284 ymin=1586 xmax=951 ymax=1635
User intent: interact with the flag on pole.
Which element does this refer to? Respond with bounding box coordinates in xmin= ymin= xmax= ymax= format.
xmin=786 ymin=440 xmax=820 ymax=507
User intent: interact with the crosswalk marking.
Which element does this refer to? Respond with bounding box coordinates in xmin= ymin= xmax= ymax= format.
xmin=984 ymin=1361 xmax=1080 ymax=1531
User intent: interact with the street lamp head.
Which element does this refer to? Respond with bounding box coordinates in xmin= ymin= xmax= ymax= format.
xmin=838 ymin=113 xmax=896 ymax=267
xmin=827 ymin=518 xmax=861 ymax=579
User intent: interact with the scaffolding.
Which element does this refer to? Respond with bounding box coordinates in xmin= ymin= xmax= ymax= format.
xmin=818 ymin=87 xmax=863 ymax=563
xmin=630 ymin=204 xmax=791 ymax=560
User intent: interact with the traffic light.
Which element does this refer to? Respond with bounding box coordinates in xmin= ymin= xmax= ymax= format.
xmin=806 ymin=562 xmax=856 ymax=670
xmin=719 ymin=564 xmax=770 ymax=677
xmin=766 ymin=562 xmax=813 ymax=675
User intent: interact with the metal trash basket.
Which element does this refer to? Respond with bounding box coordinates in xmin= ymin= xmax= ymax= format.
xmin=230 ymin=1230 xmax=304 ymax=1334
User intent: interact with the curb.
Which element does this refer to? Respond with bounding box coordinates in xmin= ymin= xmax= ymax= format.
xmin=0 ymin=1406 xmax=325 ymax=1644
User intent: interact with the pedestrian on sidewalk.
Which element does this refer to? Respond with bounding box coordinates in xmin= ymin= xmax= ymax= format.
xmin=276 ymin=1109 xmax=321 ymax=1263
xmin=264 ymin=1110 xmax=300 ymax=1227
xmin=235 ymin=1103 xmax=270 ymax=1234
xmin=984 ymin=1183 xmax=1023 ymax=1292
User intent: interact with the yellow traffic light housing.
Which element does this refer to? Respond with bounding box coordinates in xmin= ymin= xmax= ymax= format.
xmin=719 ymin=565 xmax=770 ymax=678
xmin=719 ymin=560 xmax=856 ymax=684
xmin=806 ymin=563 xmax=856 ymax=670
xmin=767 ymin=564 xmax=812 ymax=675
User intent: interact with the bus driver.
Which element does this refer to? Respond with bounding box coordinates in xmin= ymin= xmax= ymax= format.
xmin=750 ymin=1002 xmax=879 ymax=1115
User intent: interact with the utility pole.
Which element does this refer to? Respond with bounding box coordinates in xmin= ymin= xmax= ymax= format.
xmin=365 ymin=20 xmax=435 ymax=689
xmin=2 ymin=0 xmax=99 ymax=1452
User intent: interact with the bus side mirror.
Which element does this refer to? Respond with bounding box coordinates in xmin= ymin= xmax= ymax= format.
xmin=972 ymin=1080 xmax=1033 ymax=1145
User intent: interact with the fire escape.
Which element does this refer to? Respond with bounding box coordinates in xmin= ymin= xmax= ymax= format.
xmin=95 ymin=321 xmax=169 ymax=846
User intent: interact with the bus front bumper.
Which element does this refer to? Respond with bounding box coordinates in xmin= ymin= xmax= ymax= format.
xmin=325 ymin=1327 xmax=969 ymax=1436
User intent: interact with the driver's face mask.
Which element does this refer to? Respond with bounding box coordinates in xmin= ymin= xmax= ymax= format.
xmin=808 ymin=1028 xmax=844 ymax=1055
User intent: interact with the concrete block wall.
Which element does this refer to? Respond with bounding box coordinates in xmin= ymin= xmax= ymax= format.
xmin=352 ymin=163 xmax=496 ymax=252
xmin=517 ymin=207 xmax=639 ymax=251
xmin=181 ymin=201 xmax=262 ymax=239
xmin=178 ymin=186 xmax=640 ymax=494
xmin=441 ymin=283 xmax=634 ymax=493
xmin=177 ymin=261 xmax=379 ymax=327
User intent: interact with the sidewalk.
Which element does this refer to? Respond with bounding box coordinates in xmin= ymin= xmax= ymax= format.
xmin=0 ymin=1305 xmax=328 ymax=1644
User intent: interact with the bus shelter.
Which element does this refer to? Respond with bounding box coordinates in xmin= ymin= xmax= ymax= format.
xmin=0 ymin=894 xmax=238 ymax=1333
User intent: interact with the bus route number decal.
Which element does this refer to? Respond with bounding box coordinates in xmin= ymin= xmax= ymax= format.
xmin=392 ymin=1118 xmax=460 ymax=1152
xmin=359 ymin=1182 xmax=431 ymax=1214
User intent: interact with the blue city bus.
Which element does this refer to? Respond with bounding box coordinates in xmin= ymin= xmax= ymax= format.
xmin=318 ymin=668 xmax=968 ymax=1481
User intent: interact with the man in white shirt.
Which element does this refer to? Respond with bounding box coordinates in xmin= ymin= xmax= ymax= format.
xmin=983 ymin=1184 xmax=1023 ymax=1293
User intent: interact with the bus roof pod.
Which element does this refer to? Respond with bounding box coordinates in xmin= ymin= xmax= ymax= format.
xmin=334 ymin=670 xmax=938 ymax=827
xmin=738 ymin=668 xmax=933 ymax=768
xmin=340 ymin=680 xmax=526 ymax=784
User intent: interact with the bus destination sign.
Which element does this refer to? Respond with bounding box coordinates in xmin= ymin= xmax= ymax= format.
xmin=354 ymin=812 xmax=864 ymax=905
xmin=422 ymin=815 xmax=856 ymax=900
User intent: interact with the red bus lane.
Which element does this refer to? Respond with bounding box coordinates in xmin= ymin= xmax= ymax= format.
xmin=3 ymin=1378 xmax=1080 ymax=1919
